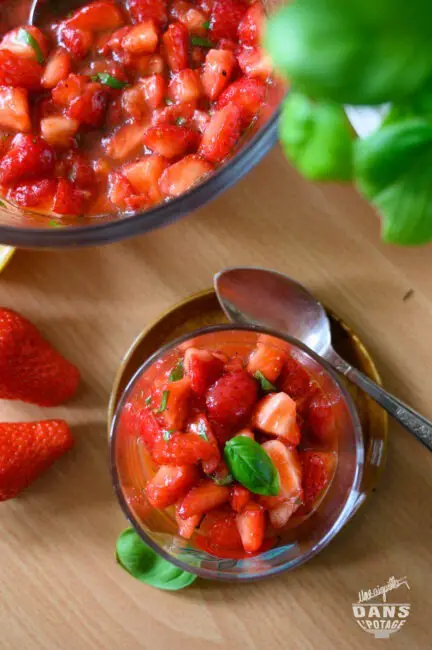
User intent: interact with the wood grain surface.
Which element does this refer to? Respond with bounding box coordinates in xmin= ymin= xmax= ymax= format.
xmin=1 ymin=145 xmax=431 ymax=650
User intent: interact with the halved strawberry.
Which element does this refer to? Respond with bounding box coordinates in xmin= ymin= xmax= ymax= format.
xmin=206 ymin=511 xmax=243 ymax=549
xmin=143 ymin=124 xmax=199 ymax=158
xmin=0 ymin=87 xmax=30 ymax=132
xmin=122 ymin=155 xmax=168 ymax=202
xmin=201 ymin=48 xmax=236 ymax=100
xmin=58 ymin=26 xmax=93 ymax=59
xmin=178 ymin=480 xmax=230 ymax=519
xmin=0 ymin=26 xmax=48 ymax=62
xmin=261 ymin=440 xmax=303 ymax=503
xmin=67 ymin=82 xmax=108 ymax=127
xmin=238 ymin=2 xmax=265 ymax=47
xmin=168 ymin=68 xmax=202 ymax=104
xmin=307 ymin=393 xmax=338 ymax=443
xmin=236 ymin=502 xmax=265 ymax=553
xmin=41 ymin=116 xmax=79 ymax=148
xmin=206 ymin=369 xmax=258 ymax=430
xmin=122 ymin=20 xmax=159 ymax=54
xmin=184 ymin=347 xmax=225 ymax=395
xmin=199 ymin=103 xmax=241 ymax=163
xmin=0 ymin=134 xmax=54 ymax=185
xmin=253 ymin=393 xmax=300 ymax=445
xmin=151 ymin=431 xmax=216 ymax=465
xmin=146 ymin=464 xmax=199 ymax=509
xmin=65 ymin=1 xmax=124 ymax=31
xmin=217 ymin=76 xmax=266 ymax=127
xmin=42 ymin=48 xmax=71 ymax=89
xmin=175 ymin=501 xmax=200 ymax=538
xmin=162 ymin=22 xmax=188 ymax=72
xmin=53 ymin=178 xmax=89 ymax=215
xmin=230 ymin=484 xmax=251 ymax=512
xmin=140 ymin=74 xmax=166 ymax=108
xmin=52 ymin=73 xmax=88 ymax=107
xmin=247 ymin=337 xmax=285 ymax=383
xmin=300 ymin=450 xmax=337 ymax=512
xmin=0 ymin=50 xmax=42 ymax=89
xmin=126 ymin=0 xmax=168 ymax=26
xmin=8 ymin=179 xmax=57 ymax=208
xmin=238 ymin=47 xmax=272 ymax=80
xmin=210 ymin=0 xmax=247 ymax=42
xmin=159 ymin=154 xmax=212 ymax=197
xmin=187 ymin=412 xmax=220 ymax=473
xmin=170 ymin=1 xmax=209 ymax=36
xmin=104 ymin=122 xmax=148 ymax=160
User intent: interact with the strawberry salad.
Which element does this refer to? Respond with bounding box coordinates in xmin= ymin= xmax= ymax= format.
xmin=0 ymin=0 xmax=272 ymax=218
xmin=120 ymin=333 xmax=339 ymax=558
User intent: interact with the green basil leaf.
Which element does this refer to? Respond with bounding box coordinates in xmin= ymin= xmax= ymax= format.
xmin=279 ymin=93 xmax=353 ymax=181
xmin=17 ymin=28 xmax=45 ymax=64
xmin=355 ymin=118 xmax=432 ymax=245
xmin=203 ymin=20 xmax=210 ymax=30
xmin=157 ymin=390 xmax=170 ymax=413
xmin=168 ymin=358 xmax=184 ymax=382
xmin=265 ymin=0 xmax=432 ymax=105
xmin=94 ymin=72 xmax=127 ymax=89
xmin=116 ymin=529 xmax=197 ymax=590
xmin=224 ymin=436 xmax=279 ymax=496
xmin=163 ymin=429 xmax=174 ymax=441
xmin=254 ymin=370 xmax=277 ymax=393
xmin=191 ymin=35 xmax=214 ymax=48
xmin=145 ymin=395 xmax=152 ymax=406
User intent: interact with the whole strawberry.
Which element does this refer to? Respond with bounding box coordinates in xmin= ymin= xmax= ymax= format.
xmin=0 ymin=308 xmax=80 ymax=406
xmin=0 ymin=420 xmax=74 ymax=501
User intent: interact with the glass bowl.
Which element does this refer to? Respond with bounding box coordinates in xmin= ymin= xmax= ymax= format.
xmin=0 ymin=0 xmax=286 ymax=248
xmin=110 ymin=325 xmax=364 ymax=581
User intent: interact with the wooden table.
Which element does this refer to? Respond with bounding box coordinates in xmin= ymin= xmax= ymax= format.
xmin=1 ymin=145 xmax=431 ymax=650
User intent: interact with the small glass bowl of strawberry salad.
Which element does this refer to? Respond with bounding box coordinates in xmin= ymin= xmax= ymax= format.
xmin=110 ymin=326 xmax=364 ymax=580
xmin=0 ymin=0 xmax=280 ymax=224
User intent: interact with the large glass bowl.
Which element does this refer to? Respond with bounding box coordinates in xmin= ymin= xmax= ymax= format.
xmin=110 ymin=325 xmax=364 ymax=581
xmin=0 ymin=0 xmax=286 ymax=248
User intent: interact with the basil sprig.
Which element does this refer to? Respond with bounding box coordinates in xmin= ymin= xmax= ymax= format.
xmin=191 ymin=35 xmax=214 ymax=48
xmin=117 ymin=529 xmax=197 ymax=590
xmin=17 ymin=28 xmax=45 ymax=64
xmin=92 ymin=72 xmax=127 ymax=89
xmin=157 ymin=390 xmax=169 ymax=413
xmin=224 ymin=436 xmax=279 ymax=496
xmin=168 ymin=358 xmax=184 ymax=382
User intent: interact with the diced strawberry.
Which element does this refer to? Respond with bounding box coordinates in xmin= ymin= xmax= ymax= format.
xmin=253 ymin=393 xmax=300 ymax=444
xmin=143 ymin=124 xmax=199 ymax=159
xmin=66 ymin=153 xmax=96 ymax=189
xmin=108 ymin=171 xmax=134 ymax=208
xmin=125 ymin=403 xmax=162 ymax=450
xmin=206 ymin=511 xmax=243 ymax=549
xmin=52 ymin=74 xmax=88 ymax=107
xmin=238 ymin=2 xmax=265 ymax=47
xmin=121 ymin=85 xmax=148 ymax=120
xmin=268 ymin=498 xmax=300 ymax=529
xmin=122 ymin=155 xmax=168 ymax=202
xmin=105 ymin=123 xmax=148 ymax=160
xmin=205 ymin=458 xmax=231 ymax=483
xmin=162 ymin=22 xmax=188 ymax=72
xmin=153 ymin=376 xmax=192 ymax=430
xmin=146 ymin=464 xmax=199 ymax=509
xmin=184 ymin=347 xmax=225 ymax=395
xmin=178 ymin=480 xmax=230 ymax=519
xmin=261 ymin=440 xmax=303 ymax=503
xmin=122 ymin=20 xmax=159 ymax=53
xmin=0 ymin=50 xmax=42 ymax=89
xmin=0 ymin=134 xmax=54 ymax=185
xmin=40 ymin=116 xmax=79 ymax=148
xmin=175 ymin=501 xmax=200 ymax=538
xmin=236 ymin=502 xmax=265 ymax=553
xmin=230 ymin=484 xmax=251 ymax=512
xmin=190 ymin=46 xmax=206 ymax=68
xmin=140 ymin=74 xmax=165 ymax=108
xmin=67 ymin=82 xmax=108 ymax=127
xmin=151 ymin=431 xmax=217 ymax=465
xmin=0 ymin=87 xmax=30 ymax=132
xmin=210 ymin=0 xmax=247 ymax=42
xmin=0 ymin=27 xmax=48 ymax=62
xmin=168 ymin=69 xmax=202 ymax=104
xmin=201 ymin=48 xmax=236 ymax=100
xmin=224 ymin=354 xmax=244 ymax=373
xmin=217 ymin=76 xmax=266 ymax=127
xmin=64 ymin=1 xmax=124 ymax=31
xmin=247 ymin=338 xmax=285 ymax=383
xmin=218 ymin=38 xmax=237 ymax=51
xmin=206 ymin=369 xmax=258 ymax=430
xmin=236 ymin=428 xmax=254 ymax=440
xmin=307 ymin=393 xmax=338 ymax=443
xmin=199 ymin=103 xmax=241 ymax=164
xmin=238 ymin=47 xmax=272 ymax=80
xmin=300 ymin=450 xmax=336 ymax=512
xmin=126 ymin=0 xmax=168 ymax=26
xmin=53 ymin=178 xmax=89 ymax=215
xmin=106 ymin=26 xmax=132 ymax=53
xmin=8 ymin=179 xmax=56 ymax=208
xmin=187 ymin=412 xmax=220 ymax=473
xmin=58 ymin=26 xmax=93 ymax=59
xmin=151 ymin=100 xmax=196 ymax=126
xmin=171 ymin=1 xmax=209 ymax=36
xmin=192 ymin=109 xmax=210 ymax=133
xmin=159 ymin=153 xmax=212 ymax=197
xmin=42 ymin=49 xmax=71 ymax=89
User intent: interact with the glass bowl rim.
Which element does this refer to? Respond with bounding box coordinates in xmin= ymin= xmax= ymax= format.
xmin=109 ymin=323 xmax=364 ymax=581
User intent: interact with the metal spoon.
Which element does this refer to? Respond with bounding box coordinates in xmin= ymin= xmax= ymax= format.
xmin=214 ymin=266 xmax=432 ymax=452
xmin=29 ymin=0 xmax=84 ymax=26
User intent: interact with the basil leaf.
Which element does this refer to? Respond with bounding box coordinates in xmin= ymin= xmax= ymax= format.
xmin=168 ymin=358 xmax=184 ymax=382
xmin=254 ymin=370 xmax=277 ymax=393
xmin=265 ymin=0 xmax=432 ymax=105
xmin=145 ymin=395 xmax=152 ymax=406
xmin=94 ymin=72 xmax=127 ymax=89
xmin=224 ymin=436 xmax=279 ymax=496
xmin=157 ymin=390 xmax=169 ymax=413
xmin=191 ymin=35 xmax=214 ymax=48
xmin=355 ymin=118 xmax=432 ymax=245
xmin=163 ymin=429 xmax=174 ymax=441
xmin=17 ymin=28 xmax=45 ymax=64
xmin=116 ymin=529 xmax=197 ymax=590
xmin=279 ymin=93 xmax=353 ymax=181
xmin=203 ymin=20 xmax=210 ymax=30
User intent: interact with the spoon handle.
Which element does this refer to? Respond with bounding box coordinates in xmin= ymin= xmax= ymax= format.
xmin=330 ymin=352 xmax=432 ymax=452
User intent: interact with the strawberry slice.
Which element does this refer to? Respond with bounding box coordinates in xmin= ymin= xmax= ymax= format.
xmin=8 ymin=179 xmax=57 ymax=208
xmin=126 ymin=0 xmax=168 ymax=26
xmin=52 ymin=73 xmax=87 ymax=107
xmin=42 ymin=48 xmax=71 ymax=89
xmin=53 ymin=178 xmax=89 ymax=215
xmin=168 ymin=68 xmax=202 ymax=104
xmin=178 ymin=480 xmax=230 ymax=519
xmin=41 ymin=116 xmax=79 ymax=148
xmin=145 ymin=464 xmax=199 ymax=509
xmin=199 ymin=103 xmax=241 ymax=163
xmin=300 ymin=450 xmax=337 ymax=512
xmin=253 ymin=393 xmax=300 ymax=445
xmin=187 ymin=412 xmax=220 ymax=473
xmin=108 ymin=171 xmax=135 ymax=208
xmin=0 ymin=87 xmax=30 ymax=132
xmin=261 ymin=440 xmax=303 ymax=503
xmin=139 ymin=74 xmax=166 ymax=109
xmin=210 ymin=0 xmax=247 ymax=41
xmin=175 ymin=501 xmax=200 ymax=538
xmin=201 ymin=49 xmax=236 ymax=101
xmin=143 ymin=124 xmax=199 ymax=158
xmin=307 ymin=393 xmax=338 ymax=443
xmin=67 ymin=82 xmax=108 ymax=127
xmin=238 ymin=2 xmax=265 ymax=47
xmin=236 ymin=502 xmax=265 ymax=553
xmin=217 ymin=76 xmax=266 ymax=127
xmin=247 ymin=336 xmax=286 ymax=383
xmin=58 ymin=26 xmax=93 ymax=59
xmin=122 ymin=155 xmax=168 ymax=202
xmin=151 ymin=431 xmax=217 ymax=466
xmin=104 ymin=123 xmax=148 ymax=160
xmin=184 ymin=347 xmax=225 ymax=395
xmin=121 ymin=84 xmax=148 ymax=120
xmin=122 ymin=20 xmax=159 ymax=54
xmin=236 ymin=428 xmax=255 ymax=440
xmin=0 ymin=134 xmax=54 ymax=185
xmin=205 ymin=511 xmax=243 ymax=550
xmin=268 ymin=498 xmax=301 ymax=529
xmin=64 ymin=1 xmax=124 ymax=31
xmin=0 ymin=50 xmax=42 ymax=89
xmin=162 ymin=22 xmax=188 ymax=72
xmin=65 ymin=152 xmax=96 ymax=189
xmin=170 ymin=0 xmax=208 ymax=36
xmin=238 ymin=47 xmax=272 ymax=80
xmin=279 ymin=355 xmax=314 ymax=399
xmin=206 ymin=369 xmax=258 ymax=430
xmin=230 ymin=484 xmax=251 ymax=512
xmin=152 ymin=376 xmax=192 ymax=430
xmin=0 ymin=27 xmax=48 ymax=62
xmin=159 ymin=154 xmax=212 ymax=197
